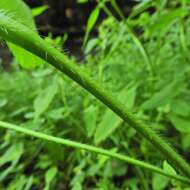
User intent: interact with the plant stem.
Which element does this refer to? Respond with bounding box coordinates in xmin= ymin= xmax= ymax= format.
xmin=0 ymin=11 xmax=190 ymax=177
xmin=0 ymin=121 xmax=189 ymax=184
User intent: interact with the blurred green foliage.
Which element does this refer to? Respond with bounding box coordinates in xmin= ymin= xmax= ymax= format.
xmin=0 ymin=0 xmax=190 ymax=189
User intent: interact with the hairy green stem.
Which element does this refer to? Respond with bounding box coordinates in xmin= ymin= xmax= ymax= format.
xmin=0 ymin=121 xmax=189 ymax=184
xmin=0 ymin=11 xmax=190 ymax=177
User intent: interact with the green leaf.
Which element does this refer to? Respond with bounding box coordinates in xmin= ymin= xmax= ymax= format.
xmin=7 ymin=175 xmax=27 ymax=190
xmin=184 ymin=0 xmax=190 ymax=3
xmin=83 ymin=7 xmax=100 ymax=47
xmin=0 ymin=143 xmax=23 ymax=166
xmin=85 ymin=38 xmax=100 ymax=54
xmin=87 ymin=7 xmax=100 ymax=33
xmin=32 ymin=5 xmax=49 ymax=17
xmin=182 ymin=134 xmax=190 ymax=150
xmin=141 ymin=81 xmax=179 ymax=110
xmin=163 ymin=160 xmax=177 ymax=175
xmin=150 ymin=8 xmax=188 ymax=33
xmin=44 ymin=166 xmax=58 ymax=190
xmin=94 ymin=111 xmax=121 ymax=145
xmin=170 ymin=99 xmax=190 ymax=117
xmin=152 ymin=174 xmax=169 ymax=190
xmin=94 ymin=85 xmax=137 ymax=144
xmin=0 ymin=0 xmax=43 ymax=68
xmin=71 ymin=173 xmax=84 ymax=190
xmin=34 ymin=83 xmax=58 ymax=118
xmin=130 ymin=0 xmax=152 ymax=18
xmin=0 ymin=98 xmax=7 ymax=108
xmin=124 ymin=85 xmax=137 ymax=110
xmin=168 ymin=114 xmax=190 ymax=133
xmin=77 ymin=0 xmax=88 ymax=3
xmin=24 ymin=176 xmax=33 ymax=190
xmin=0 ymin=143 xmax=23 ymax=181
xmin=163 ymin=160 xmax=179 ymax=186
xmin=8 ymin=44 xmax=44 ymax=68
xmin=47 ymin=108 xmax=66 ymax=120
xmin=83 ymin=105 xmax=98 ymax=137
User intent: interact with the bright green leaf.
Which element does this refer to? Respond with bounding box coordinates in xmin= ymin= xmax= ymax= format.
xmin=163 ymin=160 xmax=177 ymax=175
xmin=170 ymin=99 xmax=190 ymax=117
xmin=0 ymin=143 xmax=23 ymax=181
xmin=32 ymin=5 xmax=49 ymax=17
xmin=0 ymin=143 xmax=23 ymax=166
xmin=83 ymin=7 xmax=100 ymax=47
xmin=44 ymin=166 xmax=58 ymax=190
xmin=0 ymin=0 xmax=43 ymax=68
xmin=150 ymin=8 xmax=188 ymax=33
xmin=77 ymin=0 xmax=88 ymax=3
xmin=7 ymin=175 xmax=26 ymax=190
xmin=34 ymin=83 xmax=58 ymax=118
xmin=141 ymin=81 xmax=180 ymax=110
xmin=152 ymin=174 xmax=169 ymax=190
xmin=168 ymin=114 xmax=190 ymax=133
xmin=94 ymin=85 xmax=137 ymax=144
xmin=83 ymin=105 xmax=98 ymax=137
xmin=87 ymin=7 xmax=100 ymax=33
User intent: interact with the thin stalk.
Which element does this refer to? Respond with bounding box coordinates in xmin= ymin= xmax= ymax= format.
xmin=0 ymin=11 xmax=190 ymax=177
xmin=0 ymin=121 xmax=189 ymax=184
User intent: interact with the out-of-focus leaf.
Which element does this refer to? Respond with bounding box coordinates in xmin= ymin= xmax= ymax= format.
xmin=0 ymin=98 xmax=7 ymax=108
xmin=184 ymin=0 xmax=190 ymax=3
xmin=47 ymin=108 xmax=66 ymax=120
xmin=44 ymin=166 xmax=58 ymax=190
xmin=152 ymin=174 xmax=169 ymax=190
xmin=8 ymin=44 xmax=44 ymax=68
xmin=95 ymin=111 xmax=121 ymax=144
xmin=94 ymin=85 xmax=137 ymax=144
xmin=34 ymin=83 xmax=58 ymax=119
xmin=168 ymin=114 xmax=190 ymax=133
xmin=32 ymin=5 xmax=49 ymax=17
xmin=7 ymin=175 xmax=26 ymax=190
xmin=0 ymin=143 xmax=23 ymax=166
xmin=85 ymin=38 xmax=100 ymax=54
xmin=163 ymin=160 xmax=176 ymax=175
xmin=141 ymin=80 xmax=180 ymax=110
xmin=0 ymin=143 xmax=23 ymax=181
xmin=182 ymin=134 xmax=190 ymax=150
xmin=130 ymin=0 xmax=152 ymax=18
xmin=83 ymin=6 xmax=100 ymax=47
xmin=87 ymin=7 xmax=100 ymax=33
xmin=163 ymin=160 xmax=179 ymax=186
xmin=77 ymin=0 xmax=88 ymax=3
xmin=24 ymin=176 xmax=33 ymax=190
xmin=170 ymin=99 xmax=190 ymax=117
xmin=71 ymin=173 xmax=84 ymax=190
xmin=83 ymin=105 xmax=98 ymax=137
xmin=149 ymin=8 xmax=188 ymax=33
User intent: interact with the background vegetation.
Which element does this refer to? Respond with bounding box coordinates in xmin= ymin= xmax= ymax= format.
xmin=0 ymin=0 xmax=190 ymax=189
